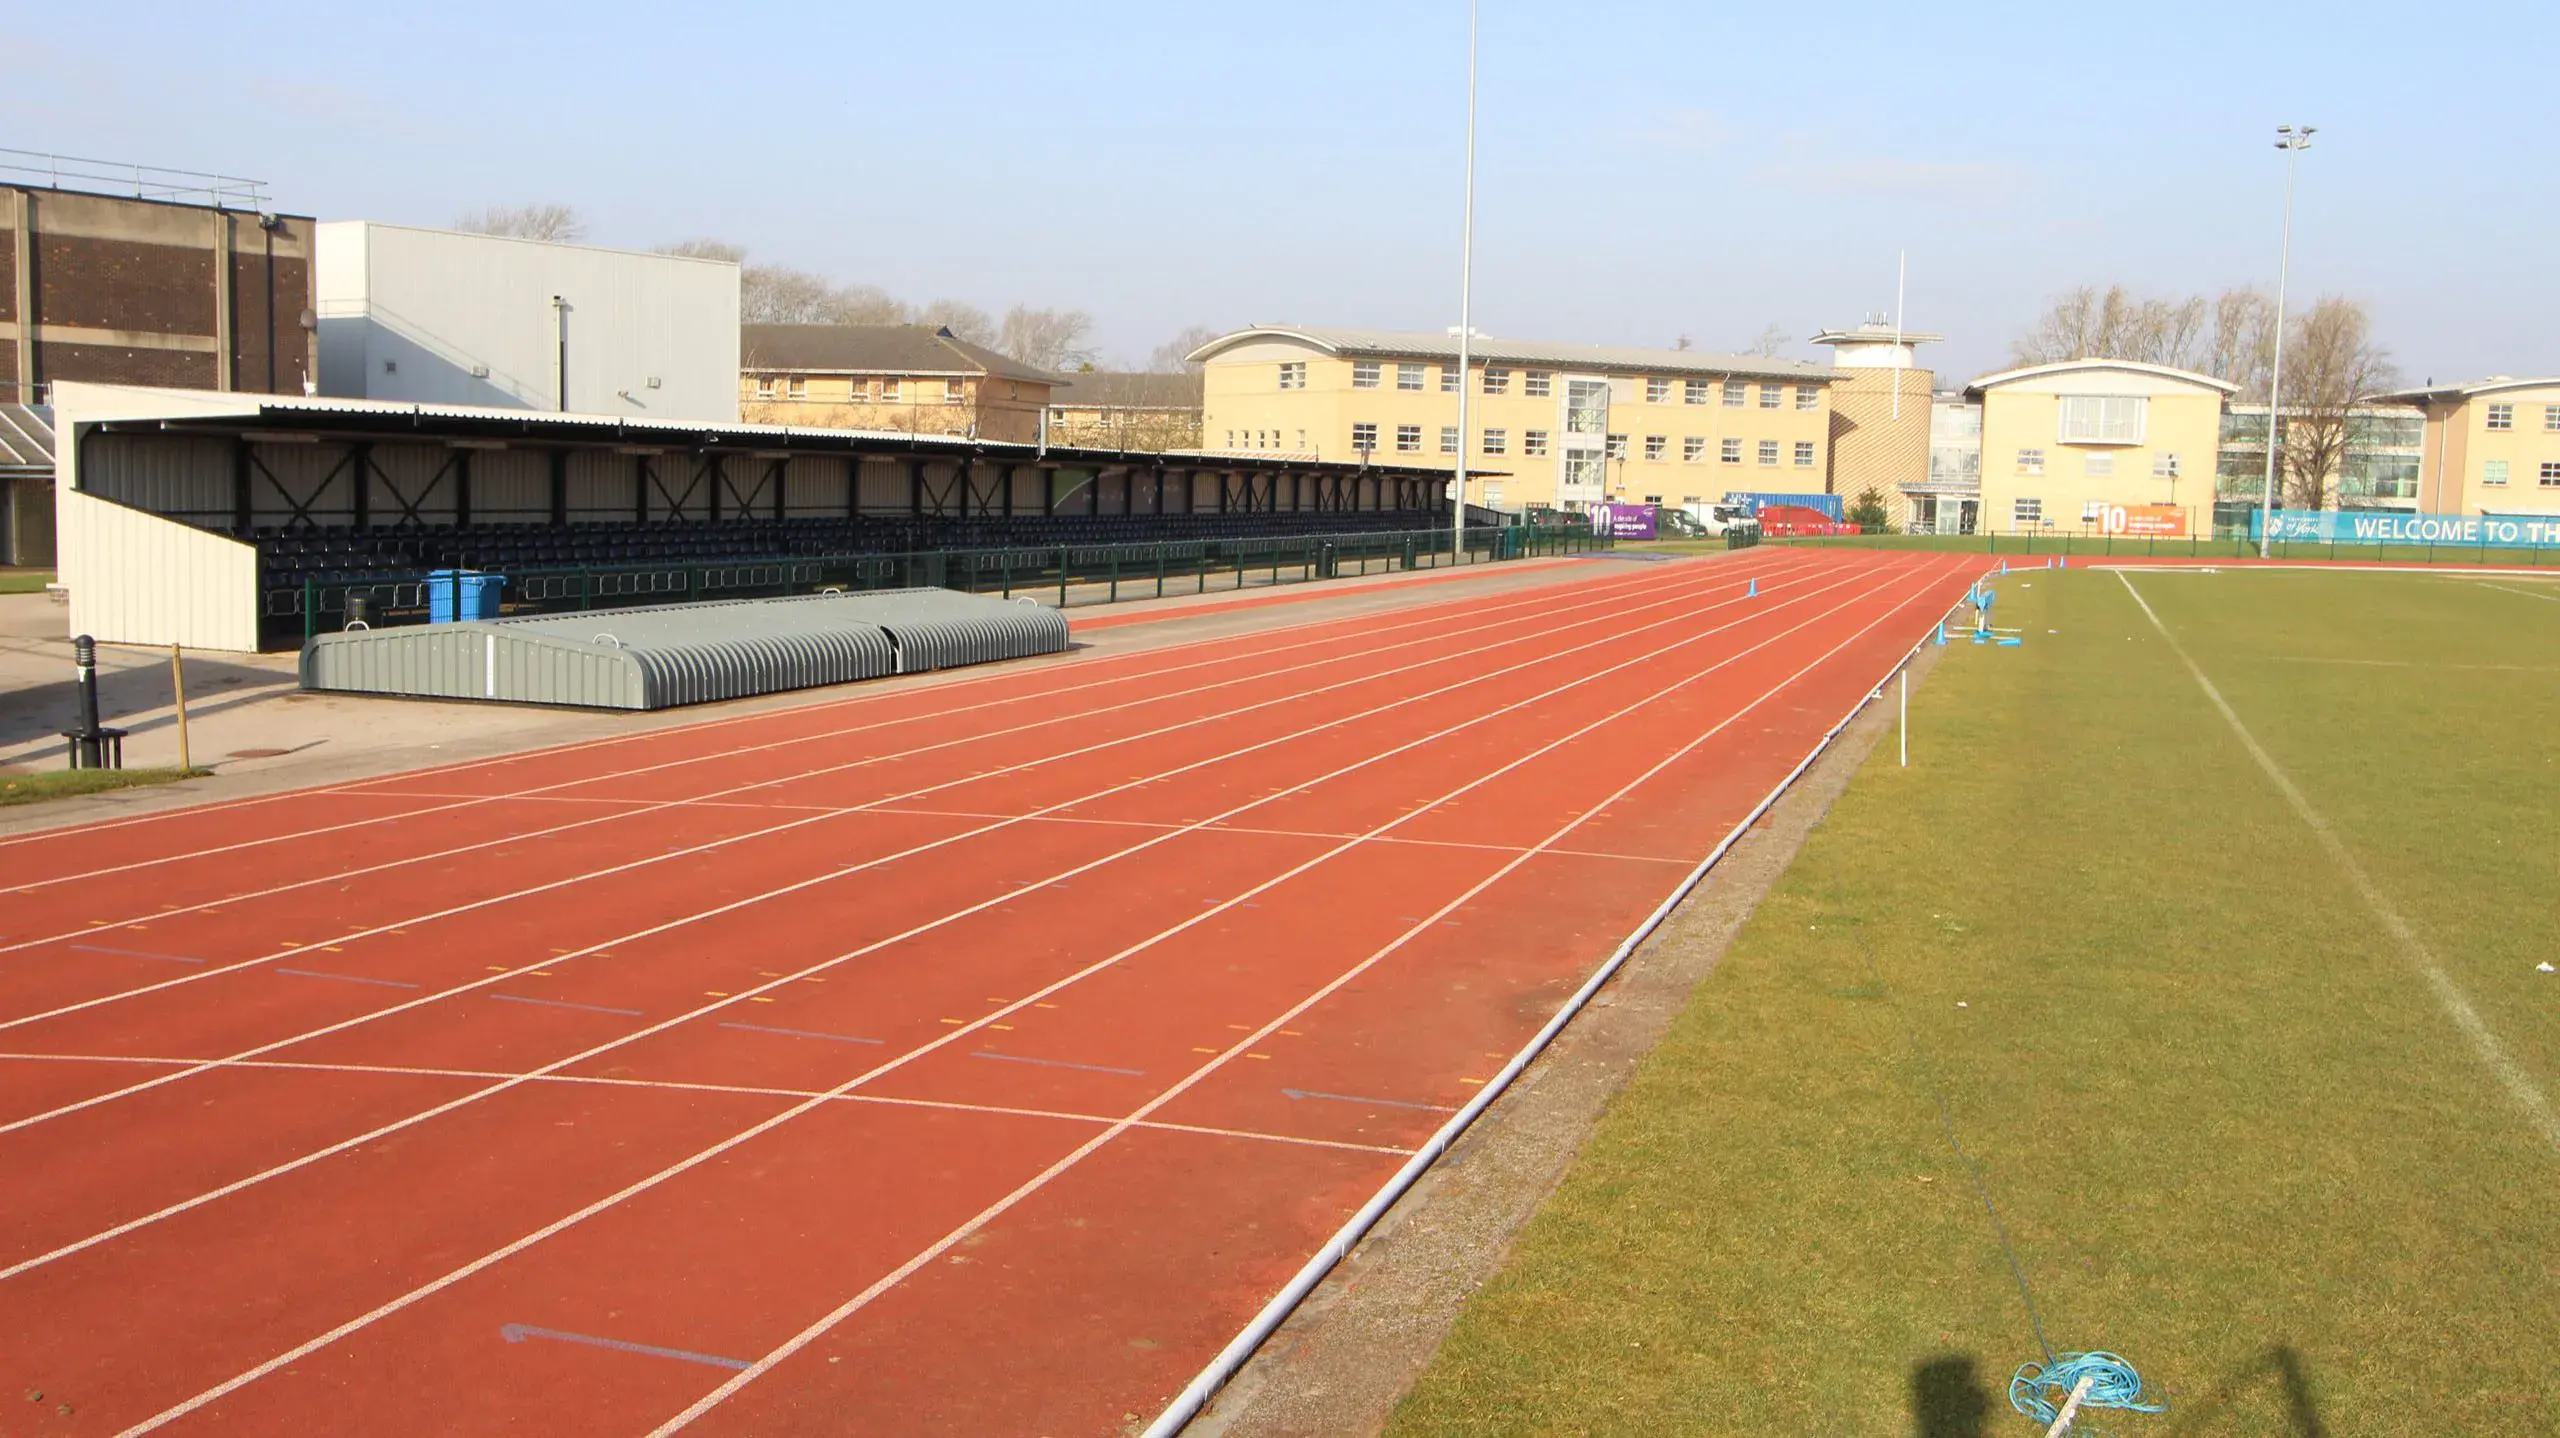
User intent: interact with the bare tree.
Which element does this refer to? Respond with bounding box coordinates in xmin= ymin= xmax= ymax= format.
xmin=997 ymin=306 xmax=1098 ymax=371
xmin=736 ymin=264 xmax=842 ymax=324
xmin=1147 ymin=324 xmax=1223 ymax=373
xmin=653 ymin=237 xmax=746 ymax=263
xmin=916 ymin=299 xmax=995 ymax=346
xmin=456 ymin=203 xmax=587 ymax=243
xmin=2011 ymin=285 xmax=2209 ymax=370
xmin=2279 ymin=296 xmax=2400 ymax=509
xmin=826 ymin=284 xmax=909 ymax=325
xmin=1745 ymin=323 xmax=1789 ymax=358
xmin=2208 ymin=288 xmax=2279 ymax=402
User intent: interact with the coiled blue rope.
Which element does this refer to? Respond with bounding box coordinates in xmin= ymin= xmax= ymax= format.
xmin=2010 ymin=1351 xmax=2163 ymax=1427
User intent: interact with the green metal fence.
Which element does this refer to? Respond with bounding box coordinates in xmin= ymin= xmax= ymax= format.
xmin=272 ymin=521 xmax=1609 ymax=649
xmin=1762 ymin=530 xmax=2560 ymax=566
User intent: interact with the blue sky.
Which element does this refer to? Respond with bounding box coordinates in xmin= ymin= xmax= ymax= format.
xmin=8 ymin=1 xmax=2545 ymax=382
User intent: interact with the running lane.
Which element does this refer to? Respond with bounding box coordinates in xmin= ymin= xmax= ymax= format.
xmin=0 ymin=549 xmax=1976 ymax=1436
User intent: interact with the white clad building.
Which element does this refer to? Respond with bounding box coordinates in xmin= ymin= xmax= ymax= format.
xmin=316 ymin=223 xmax=740 ymax=423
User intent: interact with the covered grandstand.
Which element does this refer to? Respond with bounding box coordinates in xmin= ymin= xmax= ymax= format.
xmin=50 ymin=383 xmax=1507 ymax=651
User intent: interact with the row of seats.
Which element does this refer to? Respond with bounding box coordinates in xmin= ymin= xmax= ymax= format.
xmin=256 ymin=511 xmax=1448 ymax=585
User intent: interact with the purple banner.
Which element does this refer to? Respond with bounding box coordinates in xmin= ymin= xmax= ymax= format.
xmin=1593 ymin=503 xmax=1656 ymax=540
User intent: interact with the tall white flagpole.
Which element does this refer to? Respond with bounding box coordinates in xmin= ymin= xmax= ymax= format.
xmin=1452 ymin=0 xmax=1479 ymax=560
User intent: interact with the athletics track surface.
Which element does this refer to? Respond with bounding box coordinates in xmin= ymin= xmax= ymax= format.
xmin=0 ymin=547 xmax=1978 ymax=1435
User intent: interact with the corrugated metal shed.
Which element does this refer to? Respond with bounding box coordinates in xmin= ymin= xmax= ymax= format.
xmin=299 ymin=588 xmax=1069 ymax=710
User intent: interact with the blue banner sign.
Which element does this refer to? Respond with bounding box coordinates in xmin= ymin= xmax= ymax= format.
xmin=2250 ymin=509 xmax=2560 ymax=547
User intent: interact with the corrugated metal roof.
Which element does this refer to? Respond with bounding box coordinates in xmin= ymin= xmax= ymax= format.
xmin=1047 ymin=372 xmax=1204 ymax=410
xmin=0 ymin=404 xmax=55 ymax=475
xmin=299 ymin=587 xmax=1069 ymax=710
xmin=70 ymin=384 xmax=1454 ymax=478
xmin=740 ymin=325 xmax=1064 ymax=386
xmin=1189 ymin=327 xmax=1835 ymax=382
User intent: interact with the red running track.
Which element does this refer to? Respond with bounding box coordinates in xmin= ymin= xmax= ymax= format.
xmin=0 ymin=547 xmax=1979 ymax=1436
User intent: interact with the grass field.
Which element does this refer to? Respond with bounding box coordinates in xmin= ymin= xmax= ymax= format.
xmin=1761 ymin=533 xmax=2560 ymax=567
xmin=1389 ymin=567 xmax=2560 ymax=1435
xmin=0 ymin=766 xmax=202 ymax=806
xmin=0 ymin=568 xmax=55 ymax=594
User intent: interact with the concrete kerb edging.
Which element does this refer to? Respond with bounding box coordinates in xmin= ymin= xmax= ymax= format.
xmin=1139 ymin=563 xmax=1992 ymax=1436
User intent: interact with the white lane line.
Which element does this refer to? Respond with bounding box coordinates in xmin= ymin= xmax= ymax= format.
xmin=2 ymin=555 xmax=1754 ymax=901
xmin=0 ymin=557 xmax=1837 ymax=1042
xmin=648 ymin=554 xmax=1970 ymax=1435
xmin=0 ymin=555 xmax=1812 ymax=961
xmin=0 ymin=561 xmax=1916 ymax=1289
xmin=870 ymin=806 xmax=1702 ymax=866
xmin=75 ymin=560 xmax=1942 ymax=1418
xmin=0 ymin=551 xmax=1694 ymax=866
xmin=0 ymin=1051 xmax=1407 ymax=1158
xmin=2117 ymin=571 xmax=2560 ymax=1151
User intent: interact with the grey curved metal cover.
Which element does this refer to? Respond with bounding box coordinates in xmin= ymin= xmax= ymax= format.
xmin=299 ymin=588 xmax=1068 ymax=710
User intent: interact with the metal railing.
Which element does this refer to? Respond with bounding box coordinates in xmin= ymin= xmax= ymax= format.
xmin=0 ymin=148 xmax=270 ymax=208
xmin=267 ymin=522 xmax=1610 ymax=648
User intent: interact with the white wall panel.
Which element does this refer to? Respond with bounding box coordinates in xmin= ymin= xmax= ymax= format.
xmin=58 ymin=489 xmax=260 ymax=651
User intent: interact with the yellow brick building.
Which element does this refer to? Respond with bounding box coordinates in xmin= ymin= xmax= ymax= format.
xmin=739 ymin=324 xmax=1059 ymax=442
xmin=1191 ymin=326 xmax=1837 ymax=514
xmin=1969 ymin=360 xmax=2235 ymax=535
xmin=2376 ymin=377 xmax=2560 ymax=517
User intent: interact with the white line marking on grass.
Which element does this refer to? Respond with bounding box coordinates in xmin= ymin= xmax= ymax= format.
xmin=2480 ymin=581 xmax=2560 ymax=604
xmin=2116 ymin=570 xmax=2560 ymax=1151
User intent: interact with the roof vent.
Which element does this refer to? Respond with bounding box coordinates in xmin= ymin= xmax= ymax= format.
xmin=935 ymin=326 xmax=956 ymax=340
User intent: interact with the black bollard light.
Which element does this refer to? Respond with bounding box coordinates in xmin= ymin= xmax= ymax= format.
xmin=70 ymin=634 xmax=105 ymax=769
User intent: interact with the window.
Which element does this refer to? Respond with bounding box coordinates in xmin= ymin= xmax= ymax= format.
xmin=2543 ymin=461 xmax=2560 ymax=487
xmin=1685 ymin=379 xmax=1711 ymax=405
xmin=1645 ymin=435 xmax=1668 ymax=461
xmin=1352 ymin=422 xmax=1379 ymax=452
xmin=848 ymin=378 xmax=873 ymax=402
xmin=1721 ymin=437 xmax=1743 ymax=464
xmin=2546 ymin=404 xmax=2560 ymax=433
xmin=2152 ymin=452 xmax=2181 ymax=478
xmin=1395 ymin=424 xmax=1422 ymax=453
xmin=2084 ymin=453 xmax=2115 ymax=478
xmin=1759 ymin=384 xmax=1782 ymax=410
xmin=2056 ymin=395 xmax=2148 ymax=444
xmin=1397 ymin=362 xmax=1425 ymax=392
xmin=1440 ymin=366 xmax=1459 ymax=393
xmin=1482 ymin=427 xmax=1508 ymax=455
xmin=1722 ymin=380 xmax=1747 ymax=407
xmin=880 ymin=378 xmax=902 ymax=402
xmin=944 ymin=378 xmax=965 ymax=404
xmin=1353 ymin=361 xmax=1381 ymax=389
xmin=1297 ymin=429 xmax=1307 ymax=450
xmin=1605 ymin=433 xmax=1627 ymax=460
xmin=1796 ymin=385 xmax=1820 ymax=411
xmin=786 ymin=377 xmax=808 ymax=400
xmin=1278 ymin=361 xmax=1306 ymax=390
xmin=2486 ymin=402 xmax=2513 ymax=430
xmin=1483 ymin=367 xmax=1511 ymax=395
xmin=1647 ymin=378 xmax=1671 ymax=404
xmin=2013 ymin=497 xmax=2043 ymax=526
xmin=1794 ymin=441 xmax=1816 ymax=467
xmin=1758 ymin=440 xmax=1780 ymax=465
xmin=1439 ymin=425 xmax=1459 ymax=455
xmin=2484 ymin=459 xmax=2510 ymax=487
xmin=1524 ymin=429 xmax=1550 ymax=457
xmin=1525 ymin=371 xmax=1553 ymax=398
xmin=752 ymin=377 xmax=776 ymax=400
xmin=1682 ymin=436 xmax=1706 ymax=463
xmin=2017 ymin=448 xmax=2046 ymax=474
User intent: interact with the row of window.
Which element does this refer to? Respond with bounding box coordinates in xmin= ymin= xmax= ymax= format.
xmin=1349 ymin=423 xmax=1815 ymax=466
xmin=2482 ymin=402 xmax=2560 ymax=432
xmin=751 ymin=376 xmax=966 ymax=404
xmin=1323 ymin=361 xmax=1818 ymax=409
xmin=2480 ymin=460 xmax=2560 ymax=486
xmin=2014 ymin=448 xmax=2181 ymax=479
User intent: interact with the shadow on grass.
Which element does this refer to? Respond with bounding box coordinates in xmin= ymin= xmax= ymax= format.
xmin=2168 ymin=1344 xmax=2326 ymax=1436
xmin=1912 ymin=1355 xmax=1993 ymax=1438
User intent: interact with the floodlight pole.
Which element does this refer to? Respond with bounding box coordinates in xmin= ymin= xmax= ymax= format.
xmin=2258 ymin=126 xmax=2313 ymax=559
xmin=1451 ymin=0 xmax=1479 ymax=562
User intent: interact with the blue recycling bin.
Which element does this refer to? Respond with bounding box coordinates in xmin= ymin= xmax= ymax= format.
xmin=426 ymin=569 xmax=505 ymax=622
